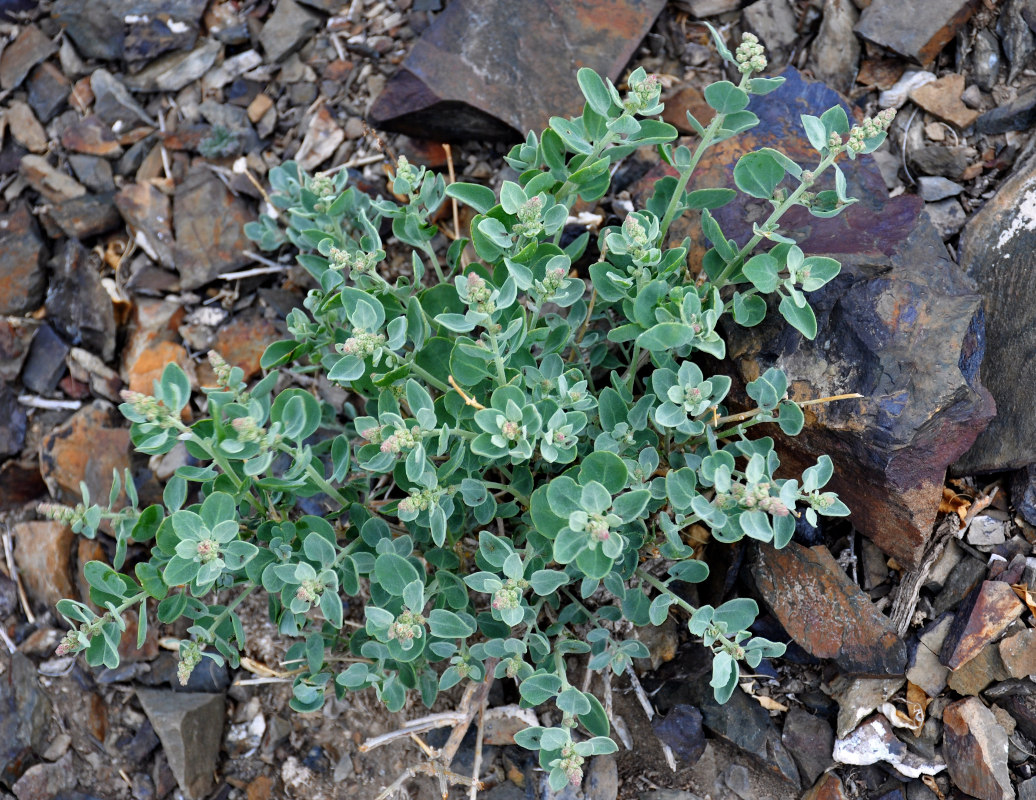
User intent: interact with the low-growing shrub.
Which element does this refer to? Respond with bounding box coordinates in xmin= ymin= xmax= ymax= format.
xmin=49 ymin=27 xmax=892 ymax=790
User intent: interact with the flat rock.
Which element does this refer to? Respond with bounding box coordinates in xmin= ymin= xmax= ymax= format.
xmin=19 ymin=155 xmax=86 ymax=204
xmin=48 ymin=193 xmax=122 ymax=239
xmin=39 ymin=400 xmax=130 ymax=504
xmin=855 ymin=0 xmax=979 ymax=65
xmin=743 ymin=0 xmax=799 ymax=66
xmin=957 ymin=161 xmax=1036 ymax=471
xmin=833 ymin=714 xmax=945 ymax=779
xmin=0 ymin=316 xmax=40 ymax=382
xmin=0 ymin=382 xmax=27 ymax=458
xmin=90 ymin=68 xmax=156 ymax=128
xmin=909 ymin=144 xmax=972 ymax=179
xmin=998 ymin=691 xmax=1036 ymax=743
xmin=370 ymin=0 xmax=666 ymax=140
xmin=1000 ymin=629 xmax=1036 ymax=678
xmin=11 ymin=749 xmax=75 ymax=799
xmin=27 ymin=62 xmax=70 ymax=123
xmin=124 ymin=38 xmax=221 ymax=92
xmin=53 ymin=0 xmax=208 ymax=62
xmin=999 ymin=0 xmax=1036 ymax=83
xmin=124 ymin=12 xmax=201 ymax=69
xmin=136 ymin=689 xmax=225 ymax=800
xmin=21 ymin=323 xmax=69 ymax=395
xmin=781 ymin=707 xmax=834 ymax=786
xmin=6 ymin=100 xmax=48 ymax=153
xmin=909 ymin=74 xmax=979 ymax=128
xmin=832 ymin=676 xmax=904 ymax=738
xmin=172 ymin=168 xmax=254 ymax=289
xmin=943 ymin=698 xmax=1013 ymax=800
xmin=641 ymin=67 xmax=994 ymax=568
xmin=208 ymin=309 xmax=282 ymax=381
xmin=906 ymin=613 xmax=953 ymax=696
xmin=0 ymin=652 xmax=51 ymax=787
xmin=295 ymin=105 xmax=344 ymax=171
xmin=933 ymin=552 xmax=987 ymax=614
xmin=917 ymin=176 xmax=963 ymax=202
xmin=45 ymin=240 xmax=117 ymax=362
xmin=126 ymin=339 xmax=194 ymax=394
xmin=924 ymin=198 xmax=967 ymax=241
xmin=115 ymin=183 xmax=175 ymax=268
xmin=61 ymin=116 xmax=124 ymax=159
xmin=810 ymin=0 xmax=860 ymax=93
xmin=651 ymin=704 xmax=706 ymax=766
xmin=0 ymin=24 xmax=57 ymax=90
xmin=258 ymin=0 xmax=321 ymax=63
xmin=973 ymin=29 xmax=1002 ymax=92
xmin=802 ymin=773 xmax=848 ymax=800
xmin=11 ymin=520 xmax=74 ymax=609
xmin=976 ymin=86 xmax=1036 ymax=135
xmin=752 ymin=542 xmax=907 ymax=675
xmin=0 ymin=203 xmax=46 ymax=315
xmin=941 ymin=581 xmax=1025 ymax=669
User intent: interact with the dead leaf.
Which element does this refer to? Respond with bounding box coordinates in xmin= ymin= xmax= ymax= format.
xmin=922 ymin=774 xmax=946 ymax=800
xmin=1012 ymin=584 xmax=1036 ymax=618
xmin=939 ymin=487 xmax=970 ymax=523
xmin=755 ymin=695 xmax=789 ymax=712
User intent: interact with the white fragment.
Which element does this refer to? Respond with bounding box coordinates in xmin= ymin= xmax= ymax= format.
xmin=879 ymin=71 xmax=937 ymax=109
xmin=996 ymin=180 xmax=1036 ymax=250
xmin=834 ymin=715 xmax=945 ymax=779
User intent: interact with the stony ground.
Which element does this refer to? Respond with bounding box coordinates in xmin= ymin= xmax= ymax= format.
xmin=4 ymin=1 xmax=1036 ymax=799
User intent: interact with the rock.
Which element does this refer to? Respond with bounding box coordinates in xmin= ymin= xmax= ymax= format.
xmin=39 ymin=400 xmax=130 ymax=504
xmin=258 ymin=0 xmax=321 ymax=62
xmin=45 ymin=240 xmax=117 ymax=363
xmin=651 ymin=704 xmax=706 ymax=766
xmin=0 ymin=652 xmax=51 ymax=786
xmin=968 ymin=516 xmax=1009 ymax=547
xmin=999 ymin=0 xmax=1036 ymax=84
xmin=673 ymin=0 xmax=740 ymax=15
xmin=643 ymin=67 xmax=993 ymax=569
xmin=933 ymin=552 xmax=986 ymax=615
xmin=21 ymin=323 xmax=69 ymax=395
xmin=972 ymin=30 xmax=1002 ymax=92
xmin=917 ymin=176 xmax=963 ymax=202
xmin=660 ymin=86 xmax=714 ymax=135
xmin=1013 ymin=467 xmax=1036 ymax=527
xmin=802 ymin=773 xmax=848 ymax=800
xmin=998 ymin=691 xmax=1036 ymax=743
xmin=0 ymin=203 xmax=46 ymax=315
xmin=60 ymin=116 xmax=124 ymax=159
xmin=124 ymin=38 xmax=221 ymax=92
xmin=6 ymin=101 xmax=48 ymax=153
xmin=752 ymin=542 xmax=907 ymax=674
xmin=53 ymin=0 xmax=207 ymax=62
xmin=0 ymin=383 xmax=27 ymax=457
xmin=832 ymin=676 xmax=904 ymax=738
xmin=941 ymin=581 xmax=1025 ymax=669
xmin=943 ymin=698 xmax=1012 ymax=800
xmin=923 ymin=199 xmax=967 ymax=241
xmin=12 ymin=750 xmax=76 ymax=799
xmin=1000 ymin=629 xmax=1036 ymax=678
xmin=124 ymin=13 xmax=200 ymax=70
xmin=370 ymin=0 xmax=666 ymax=140
xmin=855 ymin=0 xmax=979 ymax=65
xmin=207 ymin=309 xmax=282 ymax=381
xmin=833 ymin=714 xmax=945 ymax=779
xmin=172 ymin=168 xmax=254 ymax=289
xmin=906 ymin=614 xmax=953 ymax=696
xmin=781 ymin=707 xmax=834 ymax=786
xmin=0 ymin=316 xmax=40 ymax=382
xmin=295 ymin=105 xmax=344 ymax=171
xmin=1021 ymin=777 xmax=1036 ymax=800
xmin=115 ymin=183 xmax=175 ymax=268
xmin=0 ymin=459 xmax=47 ymax=510
xmin=909 ymin=75 xmax=978 ymax=128
xmin=125 ymin=339 xmax=194 ymax=396
xmin=879 ymin=70 xmax=937 ymax=108
xmin=19 ymin=156 xmax=86 ymax=204
xmin=957 ymin=160 xmax=1036 ymax=472
xmin=90 ymin=69 xmax=156 ymax=128
xmin=26 ymin=62 xmax=70 ymax=123
xmin=583 ymin=755 xmax=618 ymax=800
xmin=136 ymin=689 xmax=225 ymax=800
xmin=976 ymin=86 xmax=1036 ymax=135
xmin=909 ymin=144 xmax=971 ymax=179
xmin=743 ymin=0 xmax=799 ymax=65
xmin=11 ymin=520 xmax=74 ymax=609
xmin=0 ymin=24 xmax=57 ymax=90
xmin=246 ymin=93 xmax=274 ymax=125
xmin=48 ymin=193 xmax=122 ymax=240
xmin=811 ymin=0 xmax=860 ymax=93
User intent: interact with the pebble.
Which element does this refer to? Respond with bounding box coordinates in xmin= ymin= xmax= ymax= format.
xmin=6 ymin=100 xmax=48 ymax=153
xmin=977 ymin=85 xmax=1036 ymax=134
xmin=833 ymin=714 xmax=945 ymax=779
xmin=259 ymin=0 xmax=322 ymax=62
xmin=46 ymin=240 xmax=118 ymax=362
xmin=137 ymin=689 xmax=226 ymax=800
xmin=39 ymin=400 xmax=131 ymax=502
xmin=0 ymin=24 xmax=58 ymax=90
xmin=999 ymin=629 xmax=1036 ymax=678
xmin=906 ymin=614 xmax=953 ymax=696
xmin=967 ymin=515 xmax=1010 ymax=547
xmin=21 ymin=323 xmax=70 ymax=395
xmin=941 ymin=581 xmax=1025 ymax=669
xmin=11 ymin=750 xmax=76 ymax=799
xmin=742 ymin=0 xmax=799 ymax=65
xmin=27 ymin=62 xmax=71 ymax=123
xmin=651 ymin=704 xmax=706 ymax=765
xmin=909 ymin=74 xmax=979 ymax=129
xmin=972 ymin=29 xmax=1002 ymax=92
xmin=947 ymin=641 xmax=1011 ymax=696
xmin=11 ymin=520 xmax=75 ymax=610
xmin=19 ymin=155 xmax=86 ymax=203
xmin=810 ymin=0 xmax=860 ymax=93
xmin=923 ymin=199 xmax=967 ymax=241
xmin=917 ymin=176 xmax=963 ymax=202
xmin=781 ymin=707 xmax=835 ymax=786
xmin=0 ymin=203 xmax=46 ymax=316
xmin=0 ymin=382 xmax=27 ymax=458
xmin=998 ymin=0 xmax=1036 ymax=83
xmin=0 ymin=652 xmax=52 ymax=782
xmin=856 ymin=0 xmax=979 ymax=63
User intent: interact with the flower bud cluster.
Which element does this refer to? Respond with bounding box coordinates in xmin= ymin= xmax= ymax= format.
xmin=718 ymin=482 xmax=790 ymax=516
xmin=387 ymin=608 xmax=425 ymax=642
xmin=845 ymin=108 xmax=896 ymax=153
xmin=624 ymin=73 xmax=661 ymax=113
xmin=208 ymin=350 xmax=234 ymax=388
xmin=55 ymin=628 xmax=83 ymax=657
xmin=394 ymin=155 xmax=420 ymax=189
xmin=513 ymin=196 xmax=544 ymax=239
xmin=295 ymin=578 xmax=325 ymax=605
xmin=177 ymin=641 xmax=203 ymax=686
xmin=555 ymin=744 xmax=585 ymax=787
xmin=491 ymin=578 xmax=528 ymax=611
xmin=38 ymin=501 xmax=88 ymax=528
xmin=231 ymin=415 xmax=266 ymax=444
xmin=503 ymin=655 xmax=525 ymax=678
xmin=329 ymin=246 xmax=380 ymax=278
xmin=120 ymin=390 xmax=183 ymax=430
xmin=196 ymin=537 xmax=221 ymax=563
xmin=306 ymin=174 xmax=336 ymax=200
xmin=339 ymin=328 xmax=385 ymax=359
xmin=397 ymin=488 xmax=437 ymax=515
xmin=534 ymin=266 xmax=567 ymax=299
xmin=735 ymin=32 xmax=767 ymax=74
xmin=379 ymin=425 xmax=421 ymax=455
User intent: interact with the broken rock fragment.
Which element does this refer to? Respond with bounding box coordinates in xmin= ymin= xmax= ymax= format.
xmin=370 ymin=0 xmax=666 ymax=140
xmin=943 ymin=697 xmax=1013 ymax=800
xmin=941 ymin=581 xmax=1025 ymax=669
xmin=855 ymin=0 xmax=980 ymax=65
xmin=833 ymin=714 xmax=945 ymax=778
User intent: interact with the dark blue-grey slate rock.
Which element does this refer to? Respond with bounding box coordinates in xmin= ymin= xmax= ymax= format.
xmin=0 ymin=652 xmax=52 ymax=786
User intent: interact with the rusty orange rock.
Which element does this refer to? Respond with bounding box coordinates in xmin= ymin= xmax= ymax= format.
xmin=941 ymin=581 xmax=1024 ymax=670
xmin=39 ymin=400 xmax=131 ymax=505
xmin=12 ymin=520 xmax=75 ymax=610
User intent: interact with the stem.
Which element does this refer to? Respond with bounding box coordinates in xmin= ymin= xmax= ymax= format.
xmin=421 ymin=242 xmax=445 ymax=285
xmin=714 ymin=151 xmax=838 ymax=288
xmin=205 ymin=584 xmax=255 ymax=639
xmin=624 ymin=343 xmax=641 ymax=392
xmin=486 ymin=329 xmax=508 ymax=386
xmin=482 ymin=481 xmax=530 ymax=507
xmin=636 ymin=568 xmax=743 ymax=657
xmin=408 ymin=360 xmax=451 ymax=393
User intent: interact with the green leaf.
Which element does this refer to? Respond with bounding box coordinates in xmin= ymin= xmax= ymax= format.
xmin=579 ymin=451 xmax=627 ymax=495
xmin=577 ymin=68 xmax=613 ymax=116
xmin=820 ymin=105 xmax=850 ymax=138
xmin=733 ymin=151 xmax=785 ymax=200
xmin=271 ymin=388 xmax=322 ymax=441
xmin=799 ymin=256 xmax=840 ymax=291
xmin=519 ymin=672 xmax=562 ymax=705
xmin=778 ymin=295 xmax=818 ymax=339
xmin=713 ymin=597 xmax=758 ymax=633
xmin=374 ymin=553 xmax=420 ymax=596
xmin=445 ymin=182 xmax=496 ymax=214
xmin=748 ymin=76 xmax=785 ymax=95
xmin=159 ymin=363 xmax=191 ymax=412
xmin=742 ymin=253 xmax=778 ymax=293
xmin=710 ymin=651 xmax=739 ymax=704
xmin=704 ymin=81 xmax=749 ymax=114
xmin=303 ymin=532 xmax=337 ymax=568
xmin=746 ymin=367 xmax=788 ymax=411
xmin=578 ymin=693 xmax=610 ymax=736
xmin=685 ymin=188 xmax=736 ymax=210
xmin=557 ymin=686 xmax=592 ymax=715
xmin=428 ymin=609 xmax=476 ymax=639
xmin=637 ymin=322 xmax=694 ymax=351
xmin=530 ymin=569 xmax=569 ymax=595
xmin=732 ymin=292 xmax=767 ymax=327
xmin=777 ymin=401 xmax=805 ymax=435
xmin=611 ymin=490 xmax=649 ymax=522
